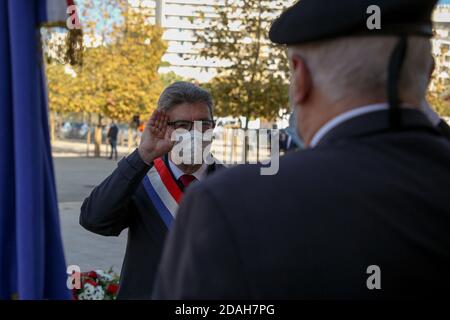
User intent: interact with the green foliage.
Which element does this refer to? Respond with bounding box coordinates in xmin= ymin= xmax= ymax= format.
xmin=193 ymin=0 xmax=293 ymax=125
xmin=45 ymin=0 xmax=167 ymax=123
xmin=46 ymin=63 xmax=78 ymax=114
xmin=428 ymin=87 xmax=450 ymax=117
xmin=429 ymin=45 xmax=450 ymax=117
xmin=160 ymin=71 xmax=186 ymax=87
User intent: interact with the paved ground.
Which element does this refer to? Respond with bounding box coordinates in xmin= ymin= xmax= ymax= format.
xmin=52 ymin=139 xmax=131 ymax=159
xmin=53 ymin=148 xmax=130 ymax=274
xmin=58 ymin=201 xmax=127 ymax=274
xmin=54 ymin=156 xmax=120 ymax=203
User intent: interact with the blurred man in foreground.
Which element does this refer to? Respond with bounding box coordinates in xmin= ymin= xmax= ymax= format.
xmin=153 ymin=0 xmax=450 ymax=299
xmin=80 ymin=82 xmax=222 ymax=299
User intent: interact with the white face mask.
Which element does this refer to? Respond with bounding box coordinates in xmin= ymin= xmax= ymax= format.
xmin=170 ymin=129 xmax=205 ymax=165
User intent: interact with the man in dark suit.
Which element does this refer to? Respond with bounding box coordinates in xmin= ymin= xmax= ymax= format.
xmin=80 ymin=82 xmax=223 ymax=299
xmin=107 ymin=121 xmax=119 ymax=160
xmin=153 ymin=0 xmax=450 ymax=299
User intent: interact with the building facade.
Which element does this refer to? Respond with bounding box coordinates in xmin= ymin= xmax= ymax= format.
xmin=129 ymin=0 xmax=225 ymax=82
xmin=130 ymin=1 xmax=450 ymax=86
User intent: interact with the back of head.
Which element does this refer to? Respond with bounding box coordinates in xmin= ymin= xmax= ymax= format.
xmin=288 ymin=36 xmax=433 ymax=107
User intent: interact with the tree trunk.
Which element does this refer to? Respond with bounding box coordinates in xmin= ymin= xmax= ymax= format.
xmin=243 ymin=116 xmax=249 ymax=163
xmin=94 ymin=114 xmax=102 ymax=158
xmin=57 ymin=113 xmax=63 ymax=139
xmin=120 ymin=129 xmax=124 ymax=146
xmin=86 ymin=113 xmax=92 ymax=157
xmin=223 ymin=128 xmax=227 ymax=163
xmin=256 ymin=131 xmax=259 ymax=162
xmin=128 ymin=128 xmax=133 ymax=152
xmin=49 ymin=111 xmax=56 ymax=142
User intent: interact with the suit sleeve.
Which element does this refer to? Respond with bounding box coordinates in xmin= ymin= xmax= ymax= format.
xmin=79 ymin=149 xmax=151 ymax=236
xmin=152 ymin=184 xmax=248 ymax=299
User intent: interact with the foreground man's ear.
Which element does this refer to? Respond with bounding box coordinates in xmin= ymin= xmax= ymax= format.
xmin=290 ymin=54 xmax=312 ymax=106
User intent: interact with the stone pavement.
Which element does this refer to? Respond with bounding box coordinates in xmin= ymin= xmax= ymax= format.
xmin=58 ymin=201 xmax=127 ymax=274
xmin=52 ymin=139 xmax=131 ymax=159
xmin=53 ymin=145 xmax=131 ymax=274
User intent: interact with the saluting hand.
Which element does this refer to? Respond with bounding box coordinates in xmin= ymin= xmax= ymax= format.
xmin=138 ymin=110 xmax=175 ymax=165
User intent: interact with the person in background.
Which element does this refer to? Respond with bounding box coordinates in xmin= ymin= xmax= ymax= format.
xmin=137 ymin=121 xmax=145 ymax=145
xmin=107 ymin=121 xmax=119 ymax=160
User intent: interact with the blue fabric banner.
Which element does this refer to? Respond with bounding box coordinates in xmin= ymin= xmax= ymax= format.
xmin=0 ymin=0 xmax=70 ymax=300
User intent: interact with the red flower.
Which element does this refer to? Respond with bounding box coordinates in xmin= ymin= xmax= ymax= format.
xmin=106 ymin=284 xmax=119 ymax=295
xmin=87 ymin=271 xmax=97 ymax=279
xmin=84 ymin=279 xmax=97 ymax=287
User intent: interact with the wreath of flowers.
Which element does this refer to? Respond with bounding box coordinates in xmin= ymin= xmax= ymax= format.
xmin=72 ymin=269 xmax=120 ymax=300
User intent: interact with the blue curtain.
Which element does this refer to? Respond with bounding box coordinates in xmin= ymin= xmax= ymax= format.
xmin=0 ymin=0 xmax=70 ymax=299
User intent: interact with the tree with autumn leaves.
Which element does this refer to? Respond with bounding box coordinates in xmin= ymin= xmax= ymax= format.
xmin=81 ymin=9 xmax=166 ymax=122
xmin=44 ymin=0 xmax=448 ymax=160
xmin=428 ymin=81 xmax=450 ymax=118
xmin=429 ymin=46 xmax=450 ymax=118
xmin=193 ymin=0 xmax=293 ymax=129
xmin=45 ymin=0 xmax=167 ymax=156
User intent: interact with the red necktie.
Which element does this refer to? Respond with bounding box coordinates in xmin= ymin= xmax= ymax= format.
xmin=179 ymin=175 xmax=197 ymax=188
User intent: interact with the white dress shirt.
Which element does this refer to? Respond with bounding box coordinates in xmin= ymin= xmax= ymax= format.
xmin=168 ymin=159 xmax=208 ymax=181
xmin=309 ymin=103 xmax=390 ymax=148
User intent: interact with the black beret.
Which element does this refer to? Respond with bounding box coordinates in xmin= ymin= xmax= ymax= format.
xmin=269 ymin=0 xmax=438 ymax=45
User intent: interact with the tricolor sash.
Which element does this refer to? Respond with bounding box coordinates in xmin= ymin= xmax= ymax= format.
xmin=142 ymin=158 xmax=183 ymax=229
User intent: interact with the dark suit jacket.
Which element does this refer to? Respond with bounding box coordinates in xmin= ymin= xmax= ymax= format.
xmin=79 ymin=150 xmax=223 ymax=299
xmin=153 ymin=109 xmax=450 ymax=299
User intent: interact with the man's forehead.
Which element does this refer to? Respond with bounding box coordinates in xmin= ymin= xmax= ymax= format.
xmin=169 ymin=102 xmax=210 ymax=112
xmin=168 ymin=102 xmax=211 ymax=119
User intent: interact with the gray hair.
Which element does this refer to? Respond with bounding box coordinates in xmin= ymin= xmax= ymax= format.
xmin=157 ymin=81 xmax=214 ymax=117
xmin=288 ymin=36 xmax=433 ymax=106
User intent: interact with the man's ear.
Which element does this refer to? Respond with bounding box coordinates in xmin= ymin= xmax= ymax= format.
xmin=290 ymin=54 xmax=312 ymax=106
